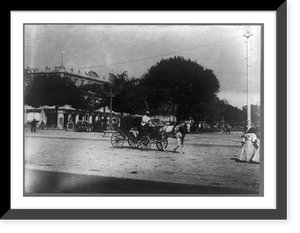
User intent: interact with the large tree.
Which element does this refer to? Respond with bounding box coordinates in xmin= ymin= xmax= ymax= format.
xmin=106 ymin=71 xmax=150 ymax=115
xmin=140 ymin=56 xmax=220 ymax=122
xmin=74 ymin=83 xmax=108 ymax=114
xmin=107 ymin=71 xmax=134 ymax=115
xmin=24 ymin=73 xmax=80 ymax=125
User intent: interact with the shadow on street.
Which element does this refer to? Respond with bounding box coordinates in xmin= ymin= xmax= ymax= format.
xmin=25 ymin=169 xmax=259 ymax=195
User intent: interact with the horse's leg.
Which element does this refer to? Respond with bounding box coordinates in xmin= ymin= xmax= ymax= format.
xmin=180 ymin=145 xmax=184 ymax=154
xmin=173 ymin=145 xmax=179 ymax=152
xmin=173 ymin=133 xmax=180 ymax=153
xmin=180 ymin=135 xmax=185 ymax=154
xmin=174 ymin=132 xmax=185 ymax=154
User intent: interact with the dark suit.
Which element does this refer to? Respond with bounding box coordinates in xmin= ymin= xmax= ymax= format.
xmin=31 ymin=119 xmax=37 ymax=132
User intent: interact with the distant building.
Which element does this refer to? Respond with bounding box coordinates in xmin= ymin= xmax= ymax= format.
xmin=24 ymin=66 xmax=118 ymax=130
xmin=25 ymin=65 xmax=107 ymax=87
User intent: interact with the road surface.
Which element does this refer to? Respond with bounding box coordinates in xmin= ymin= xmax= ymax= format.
xmin=24 ymin=130 xmax=261 ymax=195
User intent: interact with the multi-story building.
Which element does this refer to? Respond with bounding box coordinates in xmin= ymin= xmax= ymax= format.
xmin=25 ymin=65 xmax=108 ymax=86
xmin=24 ymin=65 xmax=119 ymax=131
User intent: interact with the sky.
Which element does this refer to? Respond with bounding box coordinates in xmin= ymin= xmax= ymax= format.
xmin=24 ymin=24 xmax=261 ymax=109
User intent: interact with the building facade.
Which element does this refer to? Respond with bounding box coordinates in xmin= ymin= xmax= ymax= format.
xmin=25 ymin=65 xmax=108 ymax=87
xmin=24 ymin=66 xmax=119 ymax=131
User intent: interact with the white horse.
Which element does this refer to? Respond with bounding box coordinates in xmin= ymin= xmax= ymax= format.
xmin=159 ymin=121 xmax=191 ymax=154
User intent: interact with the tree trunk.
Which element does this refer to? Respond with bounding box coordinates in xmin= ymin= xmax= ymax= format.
xmin=55 ymin=105 xmax=59 ymax=127
xmin=141 ymin=98 xmax=149 ymax=112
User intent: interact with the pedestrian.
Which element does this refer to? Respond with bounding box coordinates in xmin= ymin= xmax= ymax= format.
xmin=223 ymin=123 xmax=231 ymax=134
xmin=240 ymin=123 xmax=259 ymax=162
xmin=226 ymin=124 xmax=231 ymax=134
xmin=31 ymin=118 xmax=37 ymax=132
xmin=173 ymin=122 xmax=187 ymax=154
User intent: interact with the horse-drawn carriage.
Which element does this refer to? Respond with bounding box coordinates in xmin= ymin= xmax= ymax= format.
xmin=110 ymin=115 xmax=168 ymax=150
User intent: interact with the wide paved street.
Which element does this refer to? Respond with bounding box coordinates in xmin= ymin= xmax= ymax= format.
xmin=24 ymin=130 xmax=261 ymax=195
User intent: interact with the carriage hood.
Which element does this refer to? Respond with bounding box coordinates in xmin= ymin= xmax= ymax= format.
xmin=119 ymin=116 xmax=142 ymax=131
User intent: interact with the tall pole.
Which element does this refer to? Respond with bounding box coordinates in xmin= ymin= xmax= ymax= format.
xmin=24 ymin=104 xmax=27 ymax=125
xmin=244 ymin=26 xmax=252 ymax=130
xmin=61 ymin=51 xmax=64 ymax=67
xmin=106 ymin=73 xmax=116 ymax=131
xmin=109 ymin=87 xmax=113 ymax=123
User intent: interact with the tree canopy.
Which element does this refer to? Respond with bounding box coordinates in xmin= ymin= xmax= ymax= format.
xmin=24 ymin=73 xmax=79 ymax=109
xmin=108 ymin=56 xmax=259 ymax=127
xmin=74 ymin=82 xmax=107 ymax=114
xmin=139 ymin=56 xmax=220 ymax=121
xmin=24 ymin=73 xmax=80 ymax=125
xmin=24 ymin=56 xmax=259 ymax=128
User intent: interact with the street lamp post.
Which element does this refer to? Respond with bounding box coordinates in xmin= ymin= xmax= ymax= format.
xmin=244 ymin=26 xmax=252 ymax=130
xmin=105 ymin=73 xmax=123 ymax=132
xmin=106 ymin=86 xmax=116 ymax=131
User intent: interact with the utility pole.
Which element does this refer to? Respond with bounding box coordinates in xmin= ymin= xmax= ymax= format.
xmin=244 ymin=26 xmax=252 ymax=130
xmin=105 ymin=73 xmax=118 ymax=132
xmin=61 ymin=51 xmax=65 ymax=67
xmin=107 ymin=86 xmax=117 ymax=131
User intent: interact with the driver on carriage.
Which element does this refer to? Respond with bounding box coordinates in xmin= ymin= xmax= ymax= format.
xmin=140 ymin=110 xmax=155 ymax=135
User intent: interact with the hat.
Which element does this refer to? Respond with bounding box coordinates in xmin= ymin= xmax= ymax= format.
xmin=146 ymin=111 xmax=150 ymax=114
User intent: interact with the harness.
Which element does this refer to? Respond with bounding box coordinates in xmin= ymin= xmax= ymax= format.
xmin=174 ymin=123 xmax=185 ymax=136
xmin=160 ymin=122 xmax=188 ymax=138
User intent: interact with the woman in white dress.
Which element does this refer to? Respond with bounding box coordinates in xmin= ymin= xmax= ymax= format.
xmin=240 ymin=126 xmax=260 ymax=163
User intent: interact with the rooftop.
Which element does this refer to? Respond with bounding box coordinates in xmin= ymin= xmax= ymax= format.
xmin=25 ymin=66 xmax=109 ymax=85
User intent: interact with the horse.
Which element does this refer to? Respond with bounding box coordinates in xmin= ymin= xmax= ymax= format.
xmin=159 ymin=121 xmax=191 ymax=154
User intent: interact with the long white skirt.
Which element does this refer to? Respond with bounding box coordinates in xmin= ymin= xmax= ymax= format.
xmin=251 ymin=147 xmax=260 ymax=163
xmin=240 ymin=140 xmax=256 ymax=162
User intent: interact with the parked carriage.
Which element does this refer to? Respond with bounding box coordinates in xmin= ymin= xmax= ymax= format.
xmin=75 ymin=120 xmax=93 ymax=132
xmin=110 ymin=115 xmax=168 ymax=150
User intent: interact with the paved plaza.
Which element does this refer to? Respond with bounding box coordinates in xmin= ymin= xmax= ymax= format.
xmin=24 ymin=130 xmax=261 ymax=195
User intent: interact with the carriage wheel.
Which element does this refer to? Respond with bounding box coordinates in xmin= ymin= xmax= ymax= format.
xmin=156 ymin=136 xmax=168 ymax=151
xmin=111 ymin=132 xmax=125 ymax=147
xmin=128 ymin=137 xmax=138 ymax=148
xmin=139 ymin=136 xmax=151 ymax=150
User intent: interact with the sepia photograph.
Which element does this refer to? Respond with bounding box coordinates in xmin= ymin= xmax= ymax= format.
xmin=23 ymin=24 xmax=263 ymax=196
